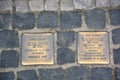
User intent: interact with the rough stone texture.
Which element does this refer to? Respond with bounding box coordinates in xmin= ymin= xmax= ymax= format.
xmin=0 ymin=0 xmax=12 ymax=12
xmin=60 ymin=11 xmax=81 ymax=29
xmin=0 ymin=30 xmax=19 ymax=48
xmin=29 ymin=0 xmax=44 ymax=11
xmin=39 ymin=68 xmax=65 ymax=80
xmin=112 ymin=28 xmax=120 ymax=44
xmin=15 ymin=0 xmax=29 ymax=12
xmin=110 ymin=0 xmax=120 ymax=7
xmin=0 ymin=50 xmax=19 ymax=68
xmin=0 ymin=72 xmax=15 ymax=80
xmin=57 ymin=48 xmax=75 ymax=64
xmin=45 ymin=0 xmax=58 ymax=11
xmin=115 ymin=68 xmax=120 ymax=80
xmin=12 ymin=13 xmax=35 ymax=30
xmin=96 ymin=0 xmax=110 ymax=7
xmin=73 ymin=0 xmax=95 ymax=9
xmin=113 ymin=48 xmax=120 ymax=64
xmin=66 ymin=66 xmax=90 ymax=80
xmin=0 ymin=13 xmax=11 ymax=29
xmin=110 ymin=9 xmax=120 ymax=26
xmin=37 ymin=11 xmax=58 ymax=28
xmin=92 ymin=67 xmax=113 ymax=80
xmin=17 ymin=70 xmax=38 ymax=80
xmin=85 ymin=9 xmax=106 ymax=29
xmin=57 ymin=31 xmax=75 ymax=47
xmin=61 ymin=0 xmax=74 ymax=10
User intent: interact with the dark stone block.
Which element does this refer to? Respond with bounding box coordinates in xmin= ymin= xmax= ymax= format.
xmin=0 ymin=13 xmax=11 ymax=29
xmin=66 ymin=66 xmax=90 ymax=80
xmin=17 ymin=70 xmax=38 ymax=80
xmin=57 ymin=31 xmax=75 ymax=47
xmin=85 ymin=9 xmax=106 ymax=29
xmin=92 ymin=67 xmax=112 ymax=80
xmin=0 ymin=50 xmax=19 ymax=68
xmin=110 ymin=9 xmax=120 ymax=26
xmin=39 ymin=68 xmax=65 ymax=80
xmin=12 ymin=13 xmax=35 ymax=30
xmin=112 ymin=28 xmax=120 ymax=44
xmin=37 ymin=11 xmax=58 ymax=28
xmin=0 ymin=30 xmax=19 ymax=48
xmin=113 ymin=48 xmax=120 ymax=64
xmin=60 ymin=11 xmax=81 ymax=29
xmin=0 ymin=72 xmax=15 ymax=80
xmin=115 ymin=68 xmax=120 ymax=80
xmin=57 ymin=48 xmax=75 ymax=64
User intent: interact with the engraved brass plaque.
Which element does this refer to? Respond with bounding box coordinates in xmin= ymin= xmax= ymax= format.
xmin=78 ymin=32 xmax=109 ymax=64
xmin=22 ymin=33 xmax=54 ymax=65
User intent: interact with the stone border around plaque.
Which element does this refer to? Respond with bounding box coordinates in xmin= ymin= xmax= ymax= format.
xmin=77 ymin=32 xmax=109 ymax=64
xmin=21 ymin=33 xmax=54 ymax=65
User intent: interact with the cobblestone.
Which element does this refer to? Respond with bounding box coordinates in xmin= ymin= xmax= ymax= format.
xmin=39 ymin=68 xmax=65 ymax=80
xmin=113 ymin=48 xmax=120 ymax=64
xmin=112 ymin=28 xmax=120 ymax=44
xmin=85 ymin=9 xmax=106 ymax=29
xmin=96 ymin=0 xmax=110 ymax=7
xmin=12 ymin=13 xmax=35 ymax=30
xmin=15 ymin=0 xmax=29 ymax=12
xmin=110 ymin=0 xmax=120 ymax=7
xmin=29 ymin=0 xmax=44 ymax=11
xmin=37 ymin=11 xmax=58 ymax=28
xmin=45 ymin=0 xmax=58 ymax=11
xmin=17 ymin=70 xmax=38 ymax=80
xmin=0 ymin=50 xmax=19 ymax=68
xmin=0 ymin=13 xmax=11 ymax=29
xmin=57 ymin=48 xmax=75 ymax=64
xmin=0 ymin=30 xmax=19 ymax=48
xmin=61 ymin=0 xmax=74 ymax=10
xmin=60 ymin=11 xmax=81 ymax=29
xmin=0 ymin=72 xmax=15 ymax=80
xmin=92 ymin=67 xmax=113 ymax=80
xmin=115 ymin=68 xmax=120 ymax=80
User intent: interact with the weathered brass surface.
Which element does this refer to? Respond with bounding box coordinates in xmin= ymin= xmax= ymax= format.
xmin=22 ymin=33 xmax=54 ymax=65
xmin=77 ymin=32 xmax=109 ymax=64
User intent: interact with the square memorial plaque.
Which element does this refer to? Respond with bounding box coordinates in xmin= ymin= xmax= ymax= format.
xmin=22 ymin=33 xmax=54 ymax=65
xmin=77 ymin=32 xmax=109 ymax=64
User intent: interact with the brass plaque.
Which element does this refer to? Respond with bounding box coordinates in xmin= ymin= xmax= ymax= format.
xmin=22 ymin=33 xmax=54 ymax=65
xmin=77 ymin=32 xmax=109 ymax=64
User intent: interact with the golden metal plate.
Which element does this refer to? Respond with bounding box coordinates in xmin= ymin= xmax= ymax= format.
xmin=22 ymin=33 xmax=54 ymax=65
xmin=77 ymin=32 xmax=109 ymax=64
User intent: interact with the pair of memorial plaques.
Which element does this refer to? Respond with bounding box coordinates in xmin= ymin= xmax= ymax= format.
xmin=22 ymin=32 xmax=109 ymax=65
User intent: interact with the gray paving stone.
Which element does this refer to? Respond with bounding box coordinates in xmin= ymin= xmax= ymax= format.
xmin=45 ymin=0 xmax=58 ymax=11
xmin=12 ymin=13 xmax=35 ymax=30
xmin=113 ymin=48 xmax=120 ymax=64
xmin=111 ymin=0 xmax=120 ymax=7
xmin=61 ymin=0 xmax=74 ymax=10
xmin=0 ymin=72 xmax=15 ymax=80
xmin=15 ymin=0 xmax=29 ymax=12
xmin=60 ymin=11 xmax=81 ymax=29
xmin=0 ymin=0 xmax=12 ymax=12
xmin=92 ymin=67 xmax=113 ymax=80
xmin=115 ymin=68 xmax=120 ymax=80
xmin=39 ymin=68 xmax=65 ymax=80
xmin=110 ymin=9 xmax=120 ymax=26
xmin=66 ymin=66 xmax=90 ymax=80
xmin=57 ymin=48 xmax=75 ymax=64
xmin=85 ymin=9 xmax=106 ymax=29
xmin=37 ymin=11 xmax=58 ymax=28
xmin=73 ymin=0 xmax=95 ymax=9
xmin=57 ymin=31 xmax=75 ymax=47
xmin=0 ymin=50 xmax=19 ymax=68
xmin=96 ymin=0 xmax=110 ymax=7
xmin=112 ymin=28 xmax=120 ymax=44
xmin=0 ymin=13 xmax=11 ymax=29
xmin=0 ymin=30 xmax=19 ymax=48
xmin=29 ymin=0 xmax=44 ymax=11
xmin=17 ymin=70 xmax=38 ymax=80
